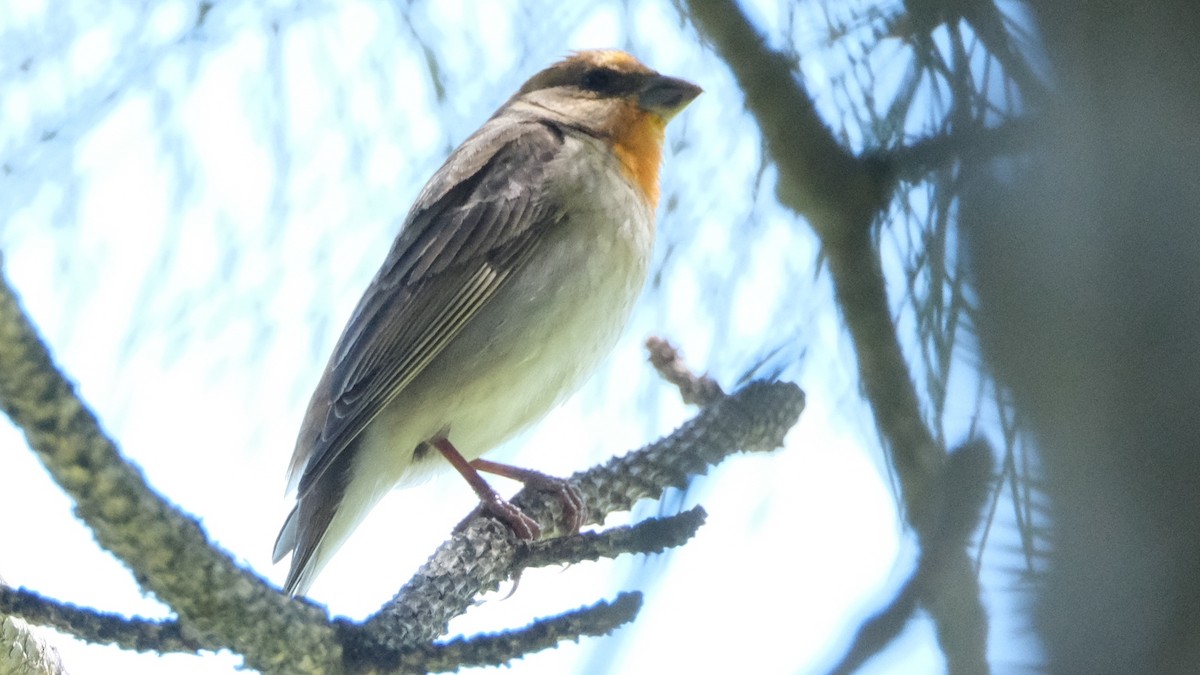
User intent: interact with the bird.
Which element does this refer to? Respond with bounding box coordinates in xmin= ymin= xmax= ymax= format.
xmin=273 ymin=49 xmax=701 ymax=596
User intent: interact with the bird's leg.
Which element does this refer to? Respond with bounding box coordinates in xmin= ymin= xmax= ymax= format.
xmin=432 ymin=437 xmax=541 ymax=540
xmin=471 ymin=458 xmax=586 ymax=534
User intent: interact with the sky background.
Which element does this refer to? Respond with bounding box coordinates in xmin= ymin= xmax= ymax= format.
xmin=0 ymin=0 xmax=1038 ymax=672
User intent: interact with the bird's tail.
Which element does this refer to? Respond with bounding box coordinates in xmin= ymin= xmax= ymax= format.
xmin=273 ymin=463 xmax=356 ymax=597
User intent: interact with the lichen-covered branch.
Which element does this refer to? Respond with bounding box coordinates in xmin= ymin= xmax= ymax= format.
xmin=358 ymin=593 xmax=642 ymax=673
xmin=0 ymin=267 xmax=340 ymax=673
xmin=1 ymin=258 xmax=805 ymax=673
xmin=344 ymin=380 xmax=805 ymax=666
xmin=0 ymin=586 xmax=210 ymax=655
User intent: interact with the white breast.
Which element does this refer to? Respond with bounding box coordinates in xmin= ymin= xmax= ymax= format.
xmin=355 ymin=130 xmax=655 ymax=488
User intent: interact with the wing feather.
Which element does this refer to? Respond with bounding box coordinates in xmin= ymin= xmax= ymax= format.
xmin=289 ymin=119 xmax=566 ymax=496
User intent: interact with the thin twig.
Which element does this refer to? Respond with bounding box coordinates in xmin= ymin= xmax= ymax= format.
xmin=646 ymin=337 xmax=725 ymax=405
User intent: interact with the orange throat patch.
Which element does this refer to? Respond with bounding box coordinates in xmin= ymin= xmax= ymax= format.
xmin=610 ymin=103 xmax=667 ymax=211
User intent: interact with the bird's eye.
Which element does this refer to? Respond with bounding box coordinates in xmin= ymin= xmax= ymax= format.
xmin=581 ymin=68 xmax=619 ymax=93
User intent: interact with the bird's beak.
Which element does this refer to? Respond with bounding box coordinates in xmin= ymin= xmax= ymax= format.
xmin=637 ymin=75 xmax=702 ymax=120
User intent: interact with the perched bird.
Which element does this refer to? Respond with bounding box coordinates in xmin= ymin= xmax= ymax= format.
xmin=273 ymin=50 xmax=701 ymax=596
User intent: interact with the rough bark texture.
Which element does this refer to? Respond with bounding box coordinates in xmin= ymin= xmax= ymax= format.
xmin=0 ymin=269 xmax=340 ymax=674
xmin=346 ymin=380 xmax=805 ymax=668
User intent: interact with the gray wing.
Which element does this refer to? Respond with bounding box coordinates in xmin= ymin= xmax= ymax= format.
xmin=288 ymin=118 xmax=567 ymax=497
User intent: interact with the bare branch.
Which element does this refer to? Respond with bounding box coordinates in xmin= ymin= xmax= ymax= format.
xmin=646 ymin=337 xmax=725 ymax=405
xmin=685 ymin=0 xmax=941 ymax=510
xmin=685 ymin=0 xmax=989 ymax=669
xmin=883 ymin=118 xmax=1034 ymax=185
xmin=685 ymin=0 xmax=887 ymax=242
xmin=905 ymin=0 xmax=1046 ymax=103
xmin=829 ymin=440 xmax=995 ymax=674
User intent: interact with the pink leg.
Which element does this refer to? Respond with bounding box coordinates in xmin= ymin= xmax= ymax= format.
xmin=432 ymin=438 xmax=540 ymax=540
xmin=471 ymin=458 xmax=585 ymax=533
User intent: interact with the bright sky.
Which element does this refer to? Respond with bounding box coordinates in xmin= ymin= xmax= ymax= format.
xmin=0 ymin=1 xmax=1038 ymax=673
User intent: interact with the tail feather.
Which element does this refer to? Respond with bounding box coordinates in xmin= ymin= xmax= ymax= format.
xmin=272 ymin=506 xmax=299 ymax=564
xmin=276 ymin=462 xmax=348 ymax=597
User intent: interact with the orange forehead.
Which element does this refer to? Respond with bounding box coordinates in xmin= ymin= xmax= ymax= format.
xmin=563 ymin=49 xmax=655 ymax=75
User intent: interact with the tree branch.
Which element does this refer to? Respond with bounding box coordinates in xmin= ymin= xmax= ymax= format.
xmin=363 ymin=593 xmax=643 ymax=673
xmin=341 ymin=380 xmax=805 ymax=666
xmin=0 ymin=586 xmax=210 ymax=655
xmin=685 ymin=0 xmax=887 ymax=243
xmin=903 ymin=0 xmax=1046 ymax=104
xmin=1 ymin=252 xmax=806 ymax=672
xmin=0 ymin=266 xmax=340 ymax=673
xmin=883 ymin=117 xmax=1035 ymax=185
xmin=519 ymin=507 xmax=707 ymax=569
xmin=828 ymin=440 xmax=995 ymax=674
xmin=685 ymin=0 xmax=988 ymax=670
xmin=686 ymin=0 xmax=940 ymax=510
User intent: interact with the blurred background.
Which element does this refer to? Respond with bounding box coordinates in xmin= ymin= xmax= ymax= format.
xmin=4 ymin=0 xmax=1196 ymax=673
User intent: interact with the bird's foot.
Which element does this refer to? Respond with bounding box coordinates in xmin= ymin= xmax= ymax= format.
xmin=471 ymin=459 xmax=585 ymax=535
